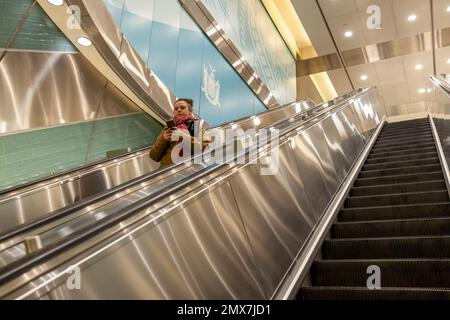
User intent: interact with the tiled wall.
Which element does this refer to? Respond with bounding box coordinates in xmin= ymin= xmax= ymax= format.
xmin=0 ymin=0 xmax=76 ymax=51
xmin=0 ymin=113 xmax=162 ymax=190
xmin=103 ymin=0 xmax=268 ymax=127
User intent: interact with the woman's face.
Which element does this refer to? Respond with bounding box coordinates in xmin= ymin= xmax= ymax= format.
xmin=174 ymin=101 xmax=191 ymax=118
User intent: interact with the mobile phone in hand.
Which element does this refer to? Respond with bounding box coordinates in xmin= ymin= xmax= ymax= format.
xmin=166 ymin=120 xmax=176 ymax=129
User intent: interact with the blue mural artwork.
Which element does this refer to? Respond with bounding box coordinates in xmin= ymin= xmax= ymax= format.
xmin=202 ymin=0 xmax=296 ymax=106
xmin=103 ymin=0 xmax=270 ymax=126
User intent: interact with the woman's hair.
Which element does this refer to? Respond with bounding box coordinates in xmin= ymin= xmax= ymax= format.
xmin=175 ymin=98 xmax=194 ymax=111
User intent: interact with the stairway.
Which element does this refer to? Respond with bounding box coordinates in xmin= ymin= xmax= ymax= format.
xmin=299 ymin=118 xmax=450 ymax=300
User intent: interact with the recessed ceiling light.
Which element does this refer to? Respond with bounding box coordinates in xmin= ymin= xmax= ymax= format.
xmin=415 ymin=64 xmax=424 ymax=70
xmin=447 ymin=6 xmax=450 ymax=12
xmin=47 ymin=0 xmax=64 ymax=5
xmin=427 ymin=88 xmax=432 ymax=93
xmin=344 ymin=31 xmax=353 ymax=38
xmin=76 ymin=37 xmax=92 ymax=47
xmin=360 ymin=75 xmax=368 ymax=81
xmin=447 ymin=59 xmax=450 ymax=64
xmin=408 ymin=14 xmax=417 ymax=22
xmin=418 ymin=88 xmax=426 ymax=94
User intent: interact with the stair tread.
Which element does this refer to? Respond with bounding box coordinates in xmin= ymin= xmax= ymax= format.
xmin=335 ymin=216 xmax=450 ymax=225
xmin=356 ymin=171 xmax=443 ymax=182
xmin=352 ymin=180 xmax=445 ymax=190
xmin=341 ymin=201 xmax=450 ymax=211
xmin=347 ymin=189 xmax=448 ymax=200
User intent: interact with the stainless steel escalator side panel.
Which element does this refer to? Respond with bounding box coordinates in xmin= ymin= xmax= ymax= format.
xmin=430 ymin=76 xmax=450 ymax=197
xmin=2 ymin=88 xmax=386 ymax=300
xmin=0 ymin=99 xmax=317 ymax=234
xmin=9 ymin=181 xmax=268 ymax=300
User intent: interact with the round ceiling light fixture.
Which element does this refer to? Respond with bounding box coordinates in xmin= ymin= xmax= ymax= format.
xmin=76 ymin=37 xmax=92 ymax=47
xmin=344 ymin=30 xmax=353 ymax=38
xmin=47 ymin=0 xmax=64 ymax=5
xmin=360 ymin=75 xmax=368 ymax=81
xmin=408 ymin=14 xmax=417 ymax=22
xmin=415 ymin=64 xmax=424 ymax=70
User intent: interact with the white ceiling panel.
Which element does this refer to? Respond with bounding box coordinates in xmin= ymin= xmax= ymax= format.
xmin=318 ymin=0 xmax=357 ymax=18
xmin=358 ymin=4 xmax=397 ymax=45
xmin=347 ymin=63 xmax=379 ymax=88
xmin=402 ymin=52 xmax=434 ymax=81
xmin=408 ymin=78 xmax=434 ymax=103
xmin=393 ymin=0 xmax=431 ymax=39
xmin=432 ymin=0 xmax=450 ymax=30
xmin=379 ymin=82 xmax=410 ymax=106
xmin=373 ymin=57 xmax=407 ymax=84
xmin=327 ymin=69 xmax=353 ymax=95
xmin=327 ymin=13 xmax=365 ymax=50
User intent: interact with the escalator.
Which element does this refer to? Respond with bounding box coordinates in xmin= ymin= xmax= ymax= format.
xmin=0 ymin=96 xmax=327 ymax=236
xmin=0 ymin=87 xmax=383 ymax=299
xmin=299 ymin=118 xmax=450 ymax=299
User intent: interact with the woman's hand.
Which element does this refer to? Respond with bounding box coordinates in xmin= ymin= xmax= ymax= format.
xmin=162 ymin=129 xmax=173 ymax=141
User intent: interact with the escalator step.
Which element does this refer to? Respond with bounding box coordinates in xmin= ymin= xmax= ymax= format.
xmin=322 ymin=236 xmax=450 ymax=259
xmin=354 ymin=172 xmax=444 ymax=187
xmin=311 ymin=260 xmax=450 ymax=288
xmin=373 ymin=136 xmax=434 ymax=148
xmin=364 ymin=151 xmax=437 ymax=165
xmin=378 ymin=129 xmax=432 ymax=140
xmin=339 ymin=202 xmax=450 ymax=222
xmin=350 ymin=180 xmax=446 ymax=196
xmin=362 ymin=157 xmax=439 ymax=171
xmin=371 ymin=141 xmax=435 ymax=153
xmin=345 ymin=190 xmax=449 ymax=208
xmin=299 ymin=286 xmax=450 ymax=300
xmin=332 ymin=217 xmax=450 ymax=238
xmin=359 ymin=164 xmax=442 ymax=178
xmin=369 ymin=143 xmax=436 ymax=155
xmin=367 ymin=147 xmax=436 ymax=159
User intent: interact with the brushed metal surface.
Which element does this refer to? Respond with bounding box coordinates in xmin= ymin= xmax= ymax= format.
xmin=0 ymin=98 xmax=316 ymax=236
xmin=30 ymin=182 xmax=266 ymax=299
xmin=0 ymin=87 xmax=385 ymax=299
xmin=0 ymin=50 xmax=140 ymax=134
xmin=56 ymin=0 xmax=176 ymax=120
xmin=179 ymin=0 xmax=280 ymax=108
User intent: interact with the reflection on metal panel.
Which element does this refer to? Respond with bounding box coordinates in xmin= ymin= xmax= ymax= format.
xmin=0 ymin=98 xmax=316 ymax=235
xmin=0 ymin=88 xmax=386 ymax=299
xmin=53 ymin=0 xmax=176 ymax=119
xmin=0 ymin=50 xmax=141 ymax=135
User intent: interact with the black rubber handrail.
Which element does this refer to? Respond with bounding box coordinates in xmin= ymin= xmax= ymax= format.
xmin=0 ymin=87 xmax=375 ymax=286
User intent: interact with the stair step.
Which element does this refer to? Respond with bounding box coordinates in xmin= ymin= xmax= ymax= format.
xmin=299 ymin=286 xmax=450 ymax=300
xmin=359 ymin=164 xmax=442 ymax=179
xmin=311 ymin=259 xmax=450 ymax=288
xmin=374 ymin=136 xmax=434 ymax=148
xmin=332 ymin=217 xmax=450 ymax=238
xmin=354 ymin=172 xmax=444 ymax=187
xmin=371 ymin=141 xmax=435 ymax=153
xmin=322 ymin=236 xmax=450 ymax=259
xmin=367 ymin=146 xmax=436 ymax=159
xmin=364 ymin=151 xmax=437 ymax=165
xmin=339 ymin=202 xmax=450 ymax=222
xmin=377 ymin=132 xmax=432 ymax=142
xmin=380 ymin=126 xmax=430 ymax=135
xmin=362 ymin=157 xmax=439 ymax=171
xmin=378 ymin=129 xmax=432 ymax=140
xmin=345 ymin=191 xmax=449 ymax=208
xmin=350 ymin=180 xmax=446 ymax=196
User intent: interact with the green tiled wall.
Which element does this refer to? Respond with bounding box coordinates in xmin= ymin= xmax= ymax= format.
xmin=0 ymin=113 xmax=162 ymax=190
xmin=0 ymin=0 xmax=76 ymax=51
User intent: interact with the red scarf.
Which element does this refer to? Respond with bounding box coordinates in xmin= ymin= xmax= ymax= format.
xmin=173 ymin=114 xmax=195 ymax=158
xmin=174 ymin=114 xmax=195 ymax=133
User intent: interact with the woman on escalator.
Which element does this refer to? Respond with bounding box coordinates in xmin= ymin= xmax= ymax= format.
xmin=149 ymin=98 xmax=210 ymax=167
